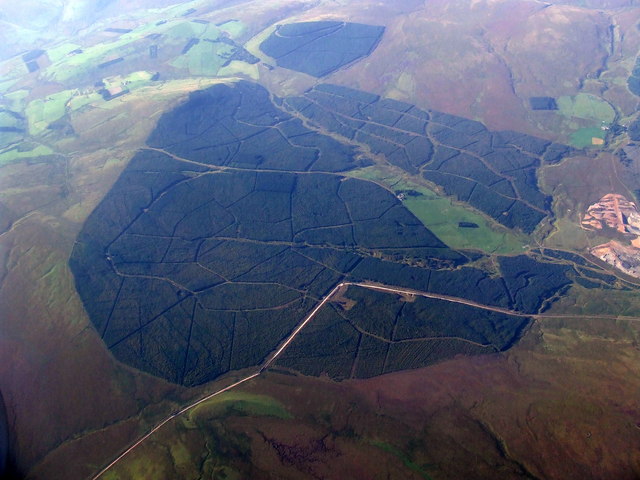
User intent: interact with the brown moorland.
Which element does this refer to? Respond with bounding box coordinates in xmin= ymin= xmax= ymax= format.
xmin=91 ymin=317 xmax=640 ymax=480
xmin=312 ymin=0 xmax=623 ymax=142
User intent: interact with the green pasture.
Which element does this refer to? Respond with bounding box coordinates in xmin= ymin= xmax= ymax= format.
xmin=569 ymin=127 xmax=605 ymax=148
xmin=0 ymin=110 xmax=24 ymax=150
xmin=218 ymin=20 xmax=246 ymax=38
xmin=46 ymin=42 xmax=81 ymax=63
xmin=556 ymin=94 xmax=615 ymax=147
xmin=43 ymin=36 xmax=136 ymax=83
xmin=42 ymin=18 xmax=219 ymax=84
xmin=24 ymin=87 xmax=104 ymax=135
xmin=0 ymin=144 xmax=54 ymax=165
xmin=218 ymin=60 xmax=259 ymax=79
xmin=103 ymin=71 xmax=155 ymax=93
xmin=165 ymin=20 xmax=220 ymax=40
xmin=25 ymin=86 xmax=108 ymax=135
xmin=348 ymin=166 xmax=526 ymax=254
xmin=170 ymin=41 xmax=230 ymax=76
xmin=557 ymin=94 xmax=615 ymax=123
xmin=42 ymin=16 xmax=227 ymax=84
xmin=25 ymin=91 xmax=71 ymax=135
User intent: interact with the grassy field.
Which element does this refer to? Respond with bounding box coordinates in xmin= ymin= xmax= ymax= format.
xmin=217 ymin=60 xmax=259 ymax=79
xmin=218 ymin=20 xmax=247 ymax=39
xmin=347 ymin=166 xmax=526 ymax=254
xmin=165 ymin=21 xmax=220 ymax=39
xmin=188 ymin=391 xmax=292 ymax=421
xmin=170 ymin=41 xmax=230 ymax=76
xmin=244 ymin=23 xmax=279 ymax=64
xmin=557 ymin=93 xmax=616 ymax=124
xmin=46 ymin=42 xmax=82 ymax=63
xmin=25 ymin=91 xmax=72 ymax=135
xmin=24 ymin=72 xmax=159 ymax=136
xmin=0 ymin=144 xmax=55 ymax=165
xmin=542 ymin=217 xmax=608 ymax=252
xmin=104 ymin=71 xmax=156 ymax=92
xmin=43 ymin=39 xmax=130 ymax=84
xmin=569 ymin=127 xmax=606 ymax=148
xmin=41 ymin=18 xmax=220 ymax=84
xmin=556 ymin=94 xmax=614 ymax=147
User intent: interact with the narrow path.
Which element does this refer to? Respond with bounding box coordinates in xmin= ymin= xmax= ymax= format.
xmin=356 ymin=282 xmax=531 ymax=317
xmin=91 ymin=281 xmax=345 ymax=479
xmin=90 ymin=280 xmax=640 ymax=478
xmin=90 ymin=373 xmax=260 ymax=480
xmin=261 ymin=282 xmax=346 ymax=370
xmin=354 ymin=282 xmax=640 ymax=322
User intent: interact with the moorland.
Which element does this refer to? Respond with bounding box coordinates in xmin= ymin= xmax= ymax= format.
xmin=1 ymin=1 xmax=640 ymax=479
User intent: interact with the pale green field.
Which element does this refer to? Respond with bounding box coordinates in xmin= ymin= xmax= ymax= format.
xmin=170 ymin=41 xmax=230 ymax=76
xmin=556 ymin=93 xmax=615 ymax=147
xmin=165 ymin=20 xmax=220 ymax=40
xmin=187 ymin=391 xmax=292 ymax=421
xmin=25 ymin=91 xmax=75 ymax=135
xmin=0 ymin=79 xmax=19 ymax=95
xmin=1 ymin=89 xmax=29 ymax=111
xmin=0 ymin=144 xmax=54 ymax=165
xmin=569 ymin=127 xmax=605 ymax=148
xmin=557 ymin=93 xmax=616 ymax=123
xmin=104 ymin=71 xmax=156 ymax=91
xmin=218 ymin=20 xmax=247 ymax=39
xmin=41 ymin=18 xmax=220 ymax=84
xmin=46 ymin=42 xmax=82 ymax=63
xmin=348 ymin=166 xmax=526 ymax=254
xmin=218 ymin=60 xmax=259 ymax=79
xmin=0 ymin=111 xmax=20 ymax=128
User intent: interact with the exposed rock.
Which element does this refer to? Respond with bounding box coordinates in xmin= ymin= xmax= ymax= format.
xmin=581 ymin=193 xmax=640 ymax=277
xmin=581 ymin=193 xmax=640 ymax=235
xmin=590 ymin=241 xmax=640 ymax=278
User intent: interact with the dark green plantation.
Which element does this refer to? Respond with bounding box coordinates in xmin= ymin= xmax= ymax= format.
xmin=349 ymin=255 xmax=573 ymax=313
xmin=534 ymin=248 xmax=623 ymax=290
xmin=285 ymin=84 xmax=574 ymax=233
xmin=259 ymin=21 xmax=385 ymax=77
xmin=629 ymin=117 xmax=640 ymax=141
xmin=529 ymin=97 xmax=558 ymax=110
xmin=629 ymin=56 xmax=640 ymax=97
xmin=277 ymin=286 xmax=530 ymax=380
xmin=0 ymin=108 xmax=25 ymax=151
xmin=70 ymin=81 xmax=598 ymax=386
